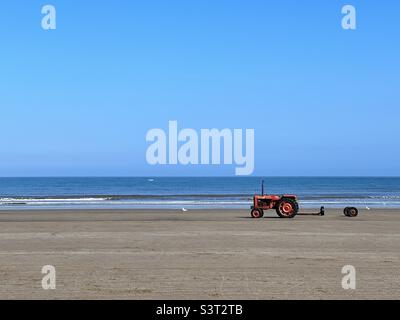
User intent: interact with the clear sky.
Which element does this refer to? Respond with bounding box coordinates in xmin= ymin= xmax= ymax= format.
xmin=0 ymin=0 xmax=399 ymax=176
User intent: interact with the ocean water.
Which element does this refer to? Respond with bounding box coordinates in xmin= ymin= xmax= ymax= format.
xmin=0 ymin=177 xmax=400 ymax=210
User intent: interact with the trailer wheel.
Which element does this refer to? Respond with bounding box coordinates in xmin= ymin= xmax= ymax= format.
xmin=251 ymin=208 xmax=263 ymax=218
xmin=344 ymin=207 xmax=358 ymax=217
xmin=276 ymin=198 xmax=298 ymax=218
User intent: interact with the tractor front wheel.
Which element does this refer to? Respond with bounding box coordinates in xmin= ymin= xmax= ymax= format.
xmin=251 ymin=208 xmax=263 ymax=218
xmin=276 ymin=198 xmax=298 ymax=218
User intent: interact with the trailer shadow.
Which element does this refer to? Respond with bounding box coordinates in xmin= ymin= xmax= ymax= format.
xmin=237 ymin=216 xmax=282 ymax=219
xmin=237 ymin=212 xmax=324 ymax=219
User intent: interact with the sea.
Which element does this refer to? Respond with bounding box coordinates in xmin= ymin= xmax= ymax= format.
xmin=1 ymin=177 xmax=400 ymax=210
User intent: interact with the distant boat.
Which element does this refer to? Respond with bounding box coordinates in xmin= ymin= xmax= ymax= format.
xmin=147 ymin=179 xmax=155 ymax=182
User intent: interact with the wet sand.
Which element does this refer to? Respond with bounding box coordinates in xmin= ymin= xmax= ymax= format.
xmin=0 ymin=208 xmax=399 ymax=299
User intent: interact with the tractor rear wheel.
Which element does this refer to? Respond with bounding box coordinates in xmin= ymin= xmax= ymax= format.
xmin=276 ymin=198 xmax=298 ymax=218
xmin=251 ymin=208 xmax=263 ymax=218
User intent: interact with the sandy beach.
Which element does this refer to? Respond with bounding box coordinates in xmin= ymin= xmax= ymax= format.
xmin=0 ymin=208 xmax=399 ymax=299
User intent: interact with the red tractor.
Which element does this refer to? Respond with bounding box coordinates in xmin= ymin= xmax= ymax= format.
xmin=250 ymin=181 xmax=356 ymax=219
xmin=250 ymin=180 xmax=299 ymax=218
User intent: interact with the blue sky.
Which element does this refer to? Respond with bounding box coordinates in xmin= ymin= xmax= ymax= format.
xmin=0 ymin=0 xmax=399 ymax=176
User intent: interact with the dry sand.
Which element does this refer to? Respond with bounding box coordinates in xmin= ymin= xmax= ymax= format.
xmin=0 ymin=208 xmax=399 ymax=299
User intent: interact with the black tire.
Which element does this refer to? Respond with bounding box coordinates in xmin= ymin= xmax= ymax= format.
xmin=347 ymin=207 xmax=358 ymax=217
xmin=251 ymin=208 xmax=263 ymax=218
xmin=343 ymin=207 xmax=350 ymax=217
xmin=276 ymin=198 xmax=299 ymax=218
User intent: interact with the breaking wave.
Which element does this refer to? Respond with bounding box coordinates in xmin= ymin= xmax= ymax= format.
xmin=1 ymin=194 xmax=400 ymax=209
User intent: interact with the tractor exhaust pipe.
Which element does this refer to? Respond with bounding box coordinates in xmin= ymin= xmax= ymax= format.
xmin=261 ymin=179 xmax=264 ymax=195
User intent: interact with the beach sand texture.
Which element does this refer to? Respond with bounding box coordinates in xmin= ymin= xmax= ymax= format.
xmin=0 ymin=209 xmax=399 ymax=299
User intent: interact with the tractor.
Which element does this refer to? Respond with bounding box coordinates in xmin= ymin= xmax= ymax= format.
xmin=250 ymin=180 xmax=359 ymax=219
xmin=250 ymin=180 xmax=299 ymax=218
